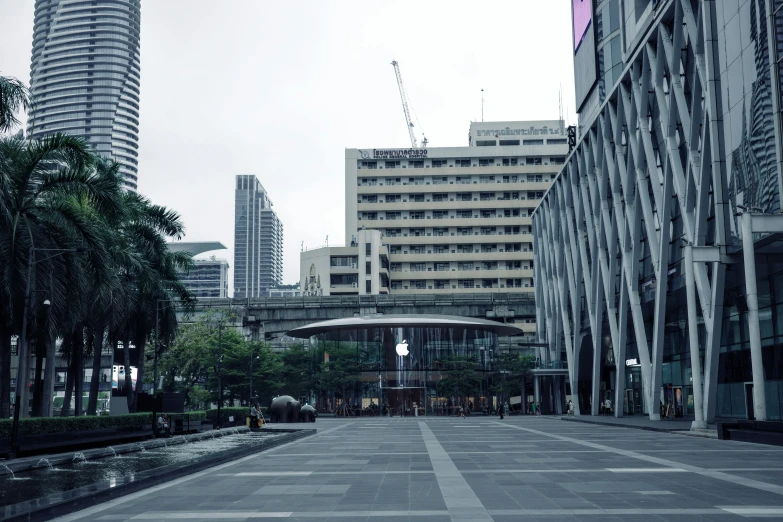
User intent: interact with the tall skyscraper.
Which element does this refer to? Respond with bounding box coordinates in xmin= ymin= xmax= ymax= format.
xmin=27 ymin=0 xmax=142 ymax=191
xmin=234 ymin=175 xmax=283 ymax=298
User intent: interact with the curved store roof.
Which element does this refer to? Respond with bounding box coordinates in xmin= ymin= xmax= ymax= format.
xmin=166 ymin=241 xmax=226 ymax=256
xmin=286 ymin=314 xmax=524 ymax=338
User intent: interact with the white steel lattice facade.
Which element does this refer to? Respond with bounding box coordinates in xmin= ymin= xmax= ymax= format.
xmin=534 ymin=0 xmax=783 ymax=425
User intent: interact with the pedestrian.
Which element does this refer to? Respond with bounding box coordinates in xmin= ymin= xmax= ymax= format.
xmin=498 ymin=401 xmax=505 ymax=420
xmin=567 ymin=399 xmax=574 ymax=416
xmin=250 ymin=404 xmax=258 ymax=429
xmin=604 ymin=397 xmax=612 ymax=415
xmin=459 ymin=403 xmax=465 ymax=418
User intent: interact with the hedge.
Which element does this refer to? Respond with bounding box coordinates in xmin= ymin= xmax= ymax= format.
xmin=0 ymin=410 xmax=207 ymax=437
xmin=0 ymin=413 xmax=153 ymax=437
xmin=204 ymin=407 xmax=250 ymax=422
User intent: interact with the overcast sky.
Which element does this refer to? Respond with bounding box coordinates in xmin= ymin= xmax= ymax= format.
xmin=0 ymin=0 xmax=576 ymax=291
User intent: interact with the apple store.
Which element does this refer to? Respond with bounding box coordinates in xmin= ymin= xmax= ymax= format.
xmin=286 ymin=315 xmax=523 ymax=416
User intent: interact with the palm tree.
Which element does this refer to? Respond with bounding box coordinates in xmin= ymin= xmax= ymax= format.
xmin=0 ymin=132 xmax=123 ymax=417
xmin=0 ymin=76 xmax=28 ymax=134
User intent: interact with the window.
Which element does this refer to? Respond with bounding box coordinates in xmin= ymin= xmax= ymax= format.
xmin=365 ymin=280 xmax=372 ymax=293
xmin=547 ymin=139 xmax=567 ymax=145
xmin=411 ymin=263 xmax=426 ymax=272
xmin=412 ymin=194 xmax=425 ymax=202
xmin=365 ymin=261 xmax=371 ymax=273
xmin=366 ymin=244 xmax=371 ymax=255
xmin=458 ymin=193 xmax=472 ymax=201
xmin=385 ymin=195 xmax=399 ymax=203
xmin=390 ymin=263 xmax=402 ymax=272
xmin=412 ymin=281 xmax=426 ymax=289
xmin=361 ymin=161 xmax=377 ymax=169
xmin=410 ymin=212 xmax=425 ymax=220
xmin=551 ymin=156 xmax=566 ymax=164
xmin=459 ymin=280 xmax=475 ymax=289
xmin=433 ymin=193 xmax=447 ymax=202
xmin=435 ymin=263 xmax=449 ymax=271
xmin=435 ymin=281 xmax=447 ymax=289
xmin=385 ymin=212 xmax=400 ymax=220
xmin=432 ymin=160 xmax=447 ymax=168
xmin=526 ymin=157 xmax=543 ymax=165
xmin=385 ymin=161 xmax=400 ymax=169
xmin=476 ymin=140 xmax=496 ymax=146
xmin=412 ymin=160 xmax=424 ymax=168
xmin=499 ymin=139 xmax=520 ymax=146
xmin=479 ymin=159 xmax=494 ymax=167
xmin=523 ymin=139 xmax=544 ymax=145
xmin=433 ymin=211 xmax=447 ymax=219
xmin=457 ymin=159 xmax=471 ymax=167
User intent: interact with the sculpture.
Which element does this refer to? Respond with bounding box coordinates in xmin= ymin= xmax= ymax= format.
xmin=299 ymin=404 xmax=317 ymax=423
xmin=269 ymin=395 xmax=301 ymax=423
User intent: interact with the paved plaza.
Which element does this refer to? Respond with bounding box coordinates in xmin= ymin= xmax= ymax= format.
xmin=53 ymin=417 xmax=783 ymax=521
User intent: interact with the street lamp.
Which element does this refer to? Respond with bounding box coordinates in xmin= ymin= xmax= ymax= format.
xmin=11 ymin=246 xmax=82 ymax=458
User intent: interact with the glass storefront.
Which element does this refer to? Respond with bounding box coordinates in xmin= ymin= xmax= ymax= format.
xmin=304 ymin=325 xmax=507 ymax=415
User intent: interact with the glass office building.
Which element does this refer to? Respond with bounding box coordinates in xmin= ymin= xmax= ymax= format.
xmin=534 ymin=0 xmax=783 ymax=424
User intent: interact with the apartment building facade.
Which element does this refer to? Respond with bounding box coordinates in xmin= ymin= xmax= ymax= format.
xmin=301 ymin=229 xmax=390 ymax=296
xmin=345 ymin=121 xmax=567 ymax=300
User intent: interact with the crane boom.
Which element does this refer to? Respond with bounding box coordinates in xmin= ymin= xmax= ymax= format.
xmin=391 ymin=60 xmax=417 ymax=148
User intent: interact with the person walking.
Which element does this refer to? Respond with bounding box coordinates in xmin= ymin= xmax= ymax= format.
xmin=604 ymin=398 xmax=612 ymax=416
xmin=498 ymin=401 xmax=505 ymax=420
xmin=250 ymin=404 xmax=258 ymax=429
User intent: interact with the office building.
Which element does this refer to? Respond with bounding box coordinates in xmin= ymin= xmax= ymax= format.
xmin=345 ymin=120 xmax=567 ymax=336
xmin=179 ymin=259 xmax=229 ymax=299
xmin=234 ymin=175 xmax=283 ymax=298
xmin=167 ymin=242 xmax=229 ymax=299
xmin=301 ymin=229 xmax=389 ymax=296
xmin=27 ymin=0 xmax=142 ymax=191
xmin=534 ymin=0 xmax=783 ymax=424
xmin=267 ymin=284 xmax=303 ymax=298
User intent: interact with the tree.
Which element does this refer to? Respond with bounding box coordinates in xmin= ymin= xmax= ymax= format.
xmin=492 ymin=352 xmax=536 ymax=403
xmin=0 ymin=75 xmax=191 ymax=419
xmin=316 ymin=342 xmax=361 ymax=405
xmin=435 ymin=355 xmax=481 ymax=403
xmin=0 ymin=76 xmax=29 ymax=134
xmin=280 ymin=344 xmax=314 ymax=401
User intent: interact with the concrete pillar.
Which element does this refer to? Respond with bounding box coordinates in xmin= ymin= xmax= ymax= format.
xmin=741 ymin=213 xmax=767 ymax=421
xmin=534 ymin=375 xmax=540 ymax=409
xmin=684 ymin=245 xmax=707 ymax=429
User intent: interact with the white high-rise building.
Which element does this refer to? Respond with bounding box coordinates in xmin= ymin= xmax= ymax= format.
xmin=345 ymin=120 xmax=567 ymax=303
xmin=27 ymin=0 xmax=142 ymax=191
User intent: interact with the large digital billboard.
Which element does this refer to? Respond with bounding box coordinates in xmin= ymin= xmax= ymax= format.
xmin=573 ymin=0 xmax=592 ymax=52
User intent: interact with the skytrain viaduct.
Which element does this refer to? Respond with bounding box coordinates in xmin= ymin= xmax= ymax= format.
xmin=184 ymin=293 xmax=537 ymax=343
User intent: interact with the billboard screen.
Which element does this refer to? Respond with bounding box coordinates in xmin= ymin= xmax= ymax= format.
xmin=573 ymin=0 xmax=592 ymax=52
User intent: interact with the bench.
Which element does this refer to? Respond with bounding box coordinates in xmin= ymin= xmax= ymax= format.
xmin=717 ymin=420 xmax=783 ymax=447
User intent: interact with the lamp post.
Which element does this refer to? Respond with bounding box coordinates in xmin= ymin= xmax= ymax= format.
xmin=10 ymin=247 xmax=80 ymax=458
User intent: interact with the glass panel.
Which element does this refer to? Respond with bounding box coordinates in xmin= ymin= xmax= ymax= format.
xmin=766 ymin=381 xmax=782 ymax=421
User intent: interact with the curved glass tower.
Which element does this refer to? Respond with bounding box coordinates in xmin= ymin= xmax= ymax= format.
xmin=27 ymin=0 xmax=142 ymax=191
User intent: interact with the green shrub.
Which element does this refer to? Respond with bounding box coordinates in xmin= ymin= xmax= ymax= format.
xmin=204 ymin=407 xmax=248 ymax=422
xmin=0 ymin=413 xmax=154 ymax=437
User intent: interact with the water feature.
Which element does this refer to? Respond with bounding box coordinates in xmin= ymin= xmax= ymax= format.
xmin=1 ymin=464 xmax=15 ymax=479
xmin=35 ymin=459 xmax=53 ymax=470
xmin=0 ymin=431 xmax=282 ymax=509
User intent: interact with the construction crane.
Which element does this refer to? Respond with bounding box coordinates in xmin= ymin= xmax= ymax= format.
xmin=391 ymin=60 xmax=427 ymax=148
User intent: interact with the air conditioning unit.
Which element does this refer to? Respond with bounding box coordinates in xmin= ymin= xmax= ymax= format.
xmin=352 ymin=264 xmax=357 ymax=269
xmin=352 ymin=282 xmax=358 ymax=288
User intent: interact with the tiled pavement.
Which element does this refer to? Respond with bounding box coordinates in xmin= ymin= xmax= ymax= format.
xmin=53 ymin=417 xmax=783 ymax=521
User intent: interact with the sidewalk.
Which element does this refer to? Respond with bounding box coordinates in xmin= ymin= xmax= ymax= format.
xmin=559 ymin=414 xmax=717 ymax=438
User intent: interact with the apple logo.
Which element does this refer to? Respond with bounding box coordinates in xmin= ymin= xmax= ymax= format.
xmin=395 ymin=340 xmax=409 ymax=356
